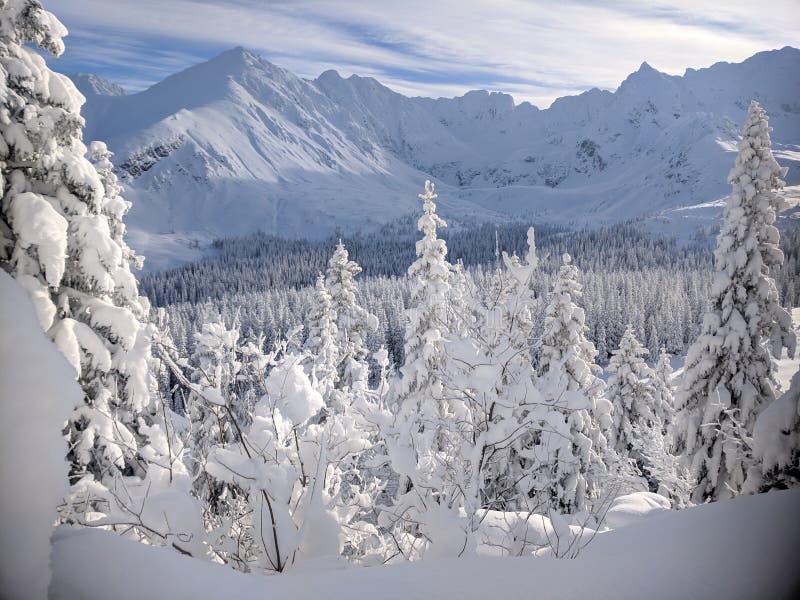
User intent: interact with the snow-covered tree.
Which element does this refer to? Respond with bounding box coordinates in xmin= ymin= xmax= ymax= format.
xmin=532 ymin=253 xmax=612 ymax=513
xmin=0 ymin=1 xmax=169 ymax=503
xmin=182 ymin=317 xmax=246 ymax=517
xmin=674 ymin=101 xmax=796 ymax=502
xmin=607 ymin=325 xmax=656 ymax=456
xmin=605 ymin=325 xmax=677 ymax=495
xmin=749 ymin=368 xmax=800 ymax=492
xmin=441 ymin=228 xmax=543 ymax=514
xmin=378 ymin=180 xmax=478 ymax=558
xmin=304 ymin=273 xmax=339 ymax=404
xmin=395 ymin=180 xmax=453 ymax=415
xmin=652 ymin=346 xmax=675 ymax=432
xmin=325 ymin=240 xmax=378 ymax=392
xmin=538 ymin=254 xmax=604 ymax=398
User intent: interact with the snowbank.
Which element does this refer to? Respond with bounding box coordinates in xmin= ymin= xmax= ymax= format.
xmin=604 ymin=491 xmax=671 ymax=529
xmin=50 ymin=489 xmax=800 ymax=600
xmin=0 ymin=272 xmax=79 ymax=600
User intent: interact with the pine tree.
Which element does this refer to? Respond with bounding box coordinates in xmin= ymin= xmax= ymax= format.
xmin=382 ymin=181 xmax=475 ymax=557
xmin=538 ymin=254 xmax=605 ymax=399
xmin=304 ymin=274 xmax=339 ymax=404
xmin=325 ymin=240 xmax=378 ymax=392
xmin=534 ymin=253 xmax=611 ymax=513
xmin=606 ymin=325 xmax=673 ymax=493
xmin=607 ymin=325 xmax=656 ymax=455
xmin=396 ymin=180 xmax=452 ymax=415
xmin=674 ymin=101 xmax=796 ymax=502
xmin=749 ymin=368 xmax=800 ymax=492
xmin=0 ymin=1 xmax=156 ymax=489
xmin=652 ymin=346 xmax=675 ymax=432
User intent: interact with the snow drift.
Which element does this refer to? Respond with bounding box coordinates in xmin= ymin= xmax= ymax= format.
xmin=0 ymin=272 xmax=79 ymax=600
xmin=50 ymin=489 xmax=800 ymax=599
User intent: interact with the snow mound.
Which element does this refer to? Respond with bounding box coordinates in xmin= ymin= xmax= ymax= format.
xmin=50 ymin=489 xmax=800 ymax=599
xmin=0 ymin=272 xmax=80 ymax=600
xmin=604 ymin=492 xmax=671 ymax=530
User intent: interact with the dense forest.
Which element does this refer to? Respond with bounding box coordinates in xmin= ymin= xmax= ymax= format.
xmin=142 ymin=219 xmax=800 ymax=369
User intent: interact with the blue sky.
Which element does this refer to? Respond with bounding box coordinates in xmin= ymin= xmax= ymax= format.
xmin=46 ymin=0 xmax=797 ymax=107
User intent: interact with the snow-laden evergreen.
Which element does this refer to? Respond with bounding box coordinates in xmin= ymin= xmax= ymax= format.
xmin=325 ymin=240 xmax=378 ymax=394
xmin=0 ymin=0 xmax=175 ymax=520
xmin=606 ymin=325 xmax=683 ymax=498
xmin=674 ymin=101 xmax=797 ymax=502
xmin=380 ymin=180 xmax=474 ymax=557
xmin=607 ymin=325 xmax=657 ymax=456
xmin=652 ymin=346 xmax=676 ymax=432
xmin=533 ymin=253 xmax=612 ymax=513
xmin=0 ymin=2 xmax=215 ymax=575
xmin=750 ymin=368 xmax=800 ymax=491
xmin=395 ymin=180 xmax=452 ymax=407
xmin=304 ymin=273 xmax=340 ymax=403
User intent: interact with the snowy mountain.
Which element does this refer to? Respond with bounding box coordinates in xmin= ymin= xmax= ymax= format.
xmin=72 ymin=47 xmax=800 ymax=269
xmin=71 ymin=73 xmax=127 ymax=98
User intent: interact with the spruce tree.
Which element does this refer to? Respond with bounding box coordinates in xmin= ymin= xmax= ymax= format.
xmin=0 ymin=0 xmax=155 ymax=489
xmin=652 ymin=346 xmax=675 ymax=432
xmin=396 ymin=180 xmax=452 ymax=415
xmin=749 ymin=369 xmax=800 ymax=492
xmin=325 ymin=240 xmax=378 ymax=392
xmin=607 ymin=325 xmax=656 ymax=456
xmin=674 ymin=101 xmax=796 ymax=502
xmin=534 ymin=253 xmax=611 ymax=513
xmin=304 ymin=273 xmax=339 ymax=404
xmin=606 ymin=325 xmax=675 ymax=494
xmin=384 ymin=181 xmax=473 ymax=556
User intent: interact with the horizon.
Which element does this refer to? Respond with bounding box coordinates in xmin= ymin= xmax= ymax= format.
xmin=46 ymin=0 xmax=799 ymax=108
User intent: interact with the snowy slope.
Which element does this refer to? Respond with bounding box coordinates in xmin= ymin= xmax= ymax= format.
xmin=50 ymin=489 xmax=800 ymax=599
xmin=0 ymin=273 xmax=78 ymax=600
xmin=71 ymin=47 xmax=800 ymax=269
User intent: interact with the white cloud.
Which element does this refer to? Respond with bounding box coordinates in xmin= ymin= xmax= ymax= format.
xmin=49 ymin=0 xmax=797 ymax=106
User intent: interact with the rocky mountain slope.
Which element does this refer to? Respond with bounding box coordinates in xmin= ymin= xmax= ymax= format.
xmin=72 ymin=46 xmax=800 ymax=269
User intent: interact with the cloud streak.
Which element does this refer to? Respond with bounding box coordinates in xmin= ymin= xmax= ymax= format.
xmin=47 ymin=0 xmax=797 ymax=107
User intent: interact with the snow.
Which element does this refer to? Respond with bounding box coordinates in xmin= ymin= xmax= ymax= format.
xmin=49 ymin=489 xmax=800 ymax=599
xmin=604 ymin=492 xmax=671 ymax=530
xmin=0 ymin=272 xmax=80 ymax=600
xmin=265 ymin=358 xmax=324 ymax=425
xmin=71 ymin=73 xmax=127 ymax=97
xmin=7 ymin=192 xmax=68 ymax=286
xmin=72 ymin=47 xmax=800 ymax=270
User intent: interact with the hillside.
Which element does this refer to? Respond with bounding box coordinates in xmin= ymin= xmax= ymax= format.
xmin=71 ymin=47 xmax=800 ymax=269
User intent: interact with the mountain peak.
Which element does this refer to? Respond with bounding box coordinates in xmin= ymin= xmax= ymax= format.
xmin=207 ymin=46 xmax=260 ymax=69
xmin=70 ymin=73 xmax=127 ymax=97
xmin=457 ymin=89 xmax=515 ymax=113
xmin=637 ymin=61 xmax=656 ymax=73
xmin=317 ymin=69 xmax=342 ymax=82
xmin=617 ymin=60 xmax=674 ymax=93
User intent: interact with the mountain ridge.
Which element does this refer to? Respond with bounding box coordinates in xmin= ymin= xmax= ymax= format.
xmin=69 ymin=46 xmax=800 ymax=270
